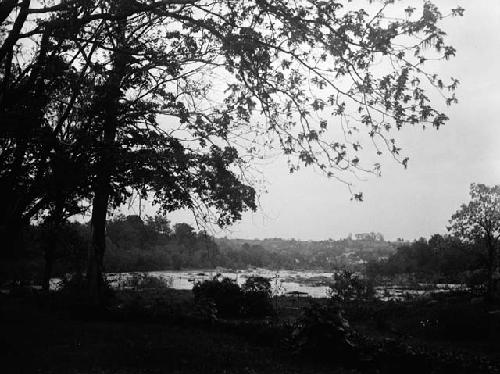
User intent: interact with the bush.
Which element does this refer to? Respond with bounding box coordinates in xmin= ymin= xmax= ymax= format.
xmin=54 ymin=273 xmax=115 ymax=314
xmin=192 ymin=276 xmax=275 ymax=319
xmin=192 ymin=298 xmax=218 ymax=322
xmin=464 ymin=269 xmax=488 ymax=295
xmin=241 ymin=276 xmax=274 ymax=318
xmin=241 ymin=276 xmax=272 ymax=295
xmin=328 ymin=270 xmax=375 ymax=302
xmin=290 ymin=302 xmax=357 ymax=362
xmin=192 ymin=277 xmax=242 ymax=318
xmin=125 ymin=273 xmax=172 ymax=290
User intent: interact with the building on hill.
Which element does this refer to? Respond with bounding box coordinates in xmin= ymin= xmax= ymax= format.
xmin=354 ymin=232 xmax=384 ymax=241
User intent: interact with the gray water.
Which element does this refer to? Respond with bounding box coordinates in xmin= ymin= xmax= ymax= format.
xmin=48 ymin=268 xmax=465 ymax=300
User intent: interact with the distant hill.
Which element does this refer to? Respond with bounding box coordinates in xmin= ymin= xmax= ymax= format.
xmin=215 ymin=236 xmax=397 ymax=270
xmin=0 ymin=214 xmax=400 ymax=283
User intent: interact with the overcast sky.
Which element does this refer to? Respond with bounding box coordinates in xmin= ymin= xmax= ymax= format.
xmin=129 ymin=0 xmax=500 ymax=241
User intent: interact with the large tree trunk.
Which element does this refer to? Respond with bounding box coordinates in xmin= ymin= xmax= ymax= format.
xmin=88 ymin=189 xmax=108 ymax=304
xmin=87 ymin=13 xmax=128 ymax=305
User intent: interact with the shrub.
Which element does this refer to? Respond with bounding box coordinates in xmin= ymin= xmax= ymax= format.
xmin=241 ymin=276 xmax=274 ymax=318
xmin=290 ymin=302 xmax=357 ymax=362
xmin=464 ymin=269 xmax=488 ymax=295
xmin=55 ymin=273 xmax=114 ymax=313
xmin=192 ymin=298 xmax=218 ymax=322
xmin=192 ymin=277 xmax=242 ymax=318
xmin=125 ymin=273 xmax=172 ymax=290
xmin=241 ymin=276 xmax=272 ymax=295
xmin=192 ymin=276 xmax=275 ymax=319
xmin=328 ymin=270 xmax=375 ymax=302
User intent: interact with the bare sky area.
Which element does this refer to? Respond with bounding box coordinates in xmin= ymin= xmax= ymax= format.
xmin=124 ymin=0 xmax=500 ymax=241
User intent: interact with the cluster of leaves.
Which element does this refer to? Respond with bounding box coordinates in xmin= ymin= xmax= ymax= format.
xmin=449 ymin=184 xmax=500 ymax=245
xmin=448 ymin=183 xmax=500 ymax=298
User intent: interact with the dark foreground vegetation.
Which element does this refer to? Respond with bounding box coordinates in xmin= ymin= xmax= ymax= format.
xmin=2 ymin=274 xmax=500 ymax=374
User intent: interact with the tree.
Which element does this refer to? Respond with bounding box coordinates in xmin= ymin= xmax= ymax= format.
xmin=0 ymin=0 xmax=101 ymax=253
xmin=145 ymin=215 xmax=172 ymax=238
xmin=449 ymin=183 xmax=500 ymax=299
xmin=366 ymin=234 xmax=480 ymax=282
xmin=1 ymin=1 xmax=463 ymax=301
xmin=174 ymin=222 xmax=196 ymax=244
xmin=242 ymin=276 xmax=272 ymax=296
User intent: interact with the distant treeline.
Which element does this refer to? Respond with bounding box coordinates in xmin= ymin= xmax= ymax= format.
xmin=105 ymin=215 xmax=313 ymax=271
xmin=2 ymin=214 xmax=396 ymax=282
xmin=366 ymin=235 xmax=486 ymax=283
xmin=2 ymin=214 xmax=488 ymax=286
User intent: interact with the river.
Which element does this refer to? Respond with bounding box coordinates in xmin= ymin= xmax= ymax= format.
xmin=78 ymin=268 xmax=466 ymax=300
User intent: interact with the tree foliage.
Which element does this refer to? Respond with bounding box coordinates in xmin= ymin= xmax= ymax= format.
xmin=366 ymin=234 xmax=482 ymax=282
xmin=448 ymin=184 xmax=500 ymax=244
xmin=1 ymin=0 xmax=463 ymax=218
xmin=329 ymin=270 xmax=374 ymax=302
xmin=0 ymin=0 xmax=463 ymax=299
xmin=448 ymin=183 xmax=500 ymax=298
